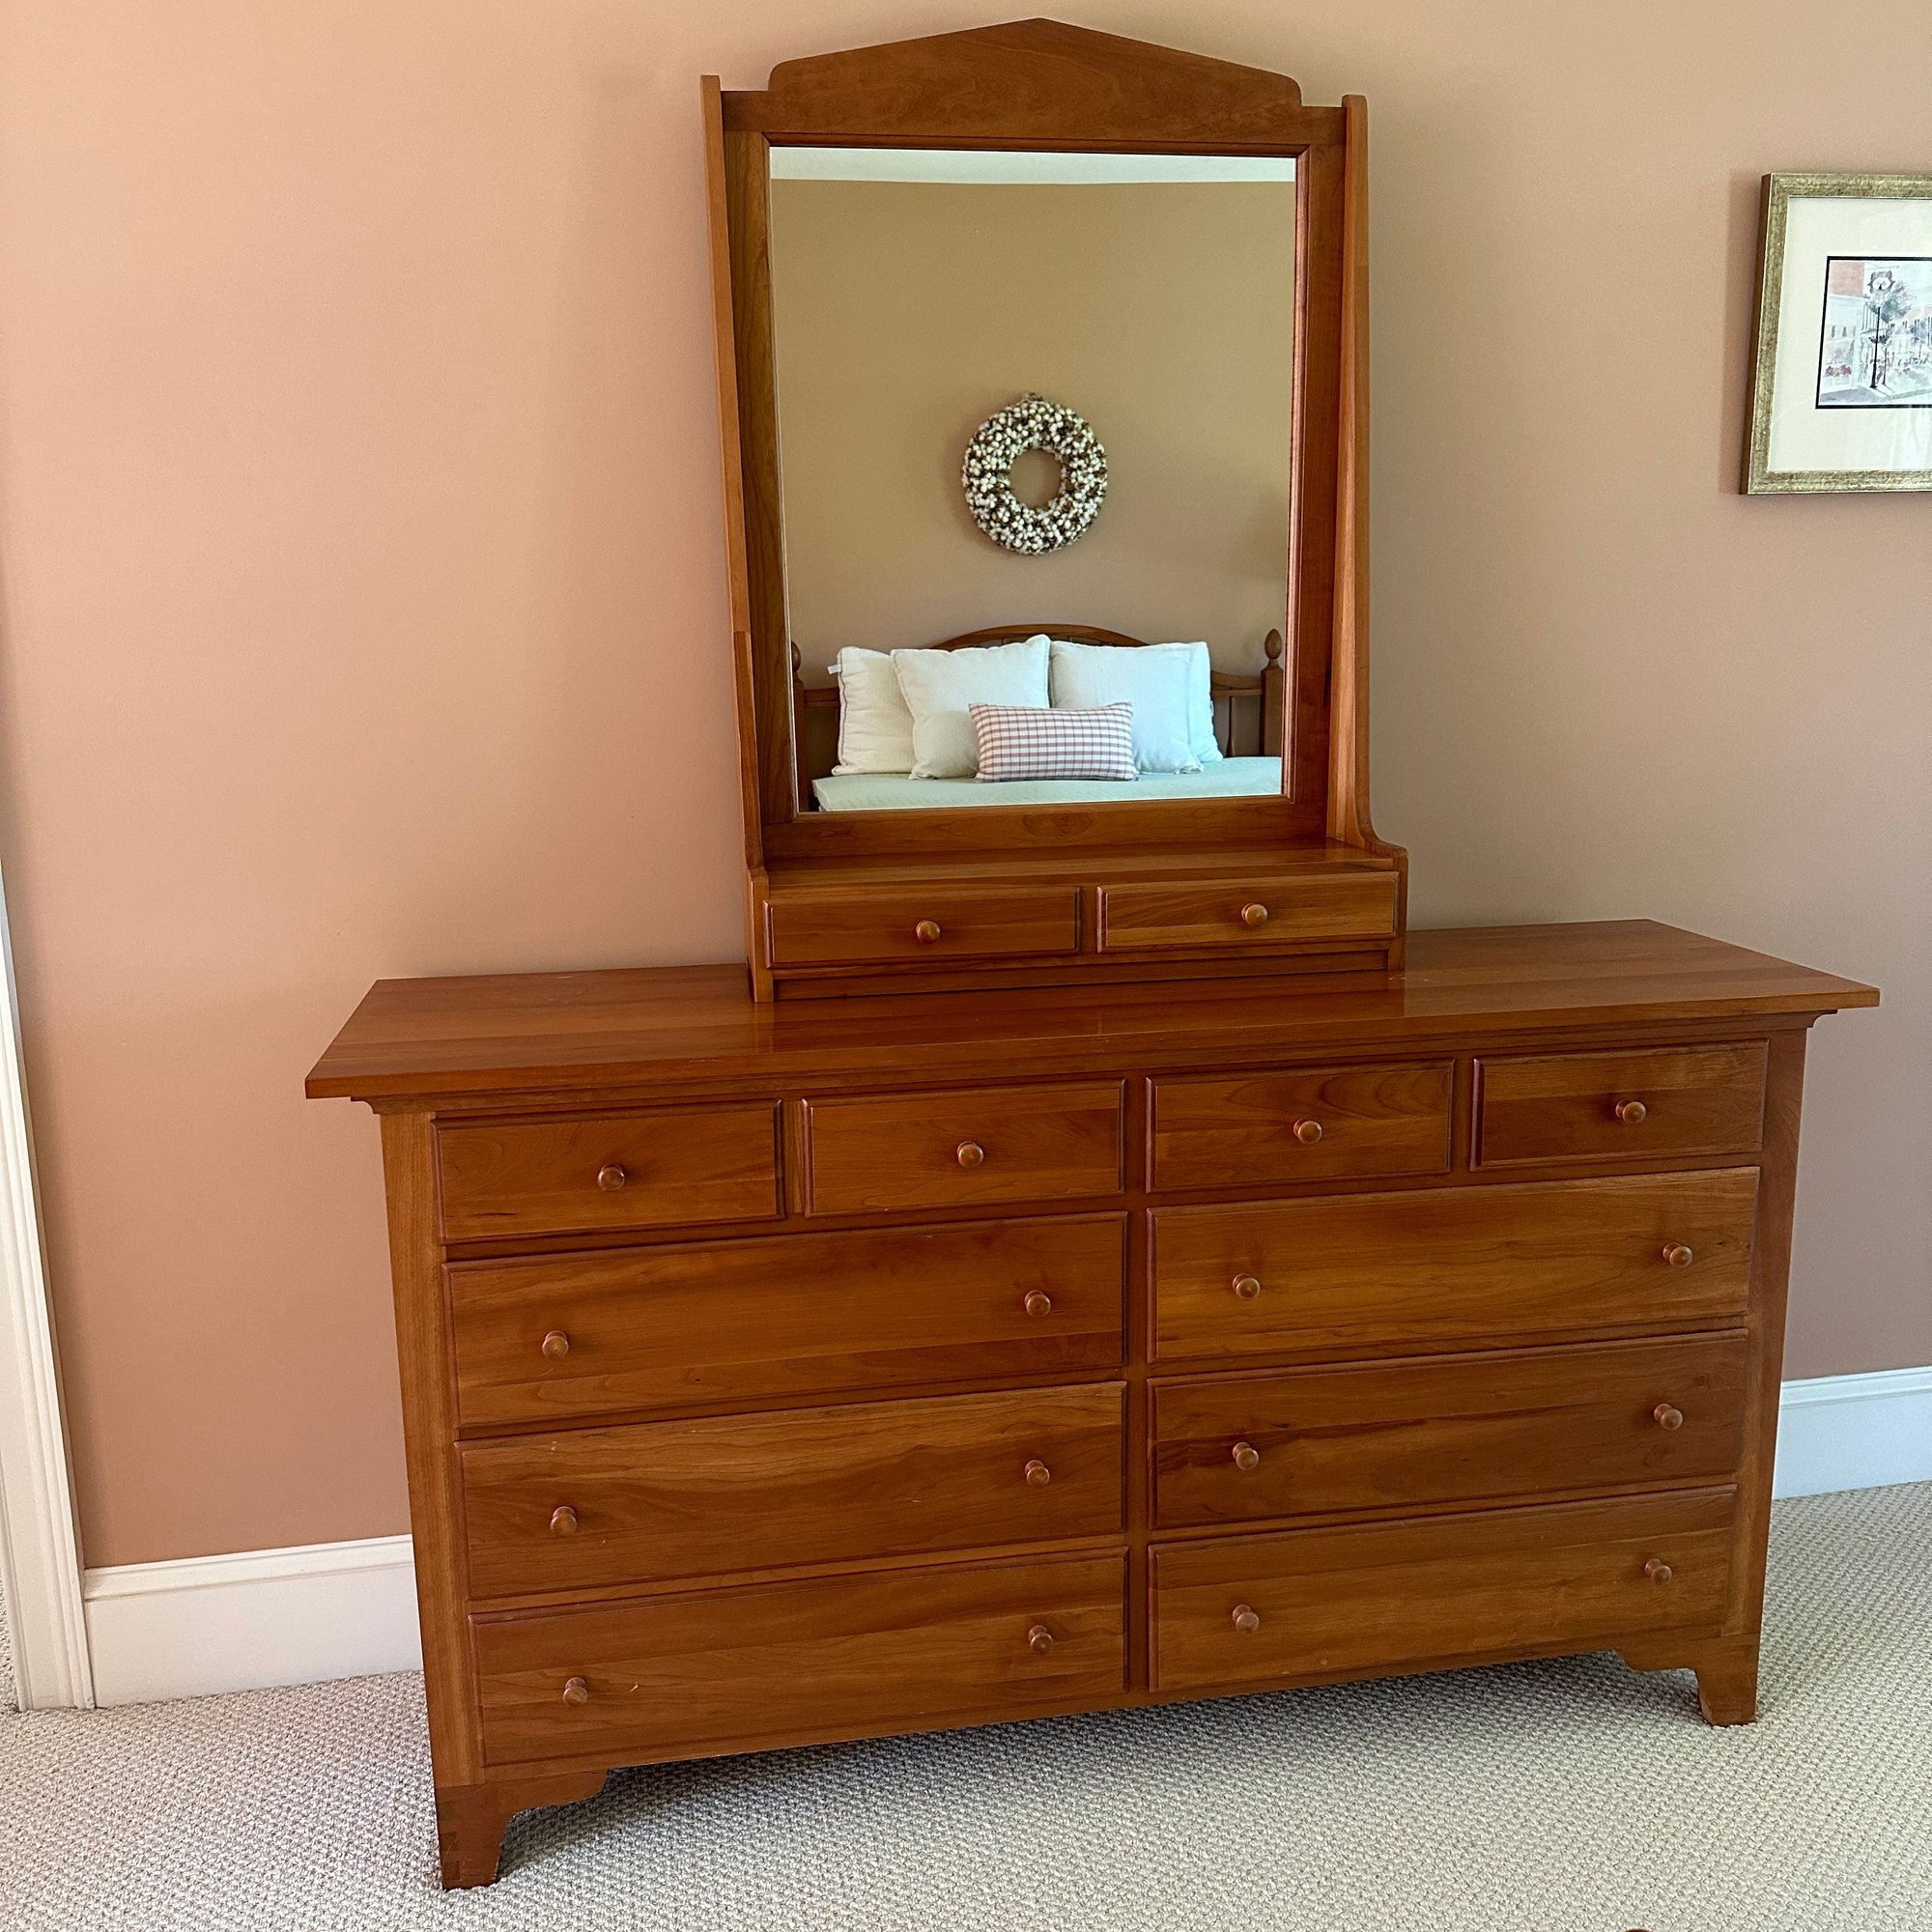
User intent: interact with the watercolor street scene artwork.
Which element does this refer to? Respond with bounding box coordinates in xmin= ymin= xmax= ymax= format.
xmin=1816 ymin=257 xmax=1932 ymax=407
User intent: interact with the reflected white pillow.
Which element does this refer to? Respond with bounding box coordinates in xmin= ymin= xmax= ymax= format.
xmin=830 ymin=648 xmax=916 ymax=776
xmin=1048 ymin=639 xmax=1221 ymax=770
xmin=893 ymin=636 xmax=1050 ymax=779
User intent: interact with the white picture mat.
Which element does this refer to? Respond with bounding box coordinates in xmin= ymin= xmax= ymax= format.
xmin=1765 ymin=195 xmax=1932 ymax=475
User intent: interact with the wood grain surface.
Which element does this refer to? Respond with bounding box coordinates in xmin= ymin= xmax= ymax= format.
xmin=462 ymin=1383 xmax=1124 ymax=1597
xmin=448 ymin=1215 xmax=1127 ymax=1427
xmin=1151 ymin=1169 xmax=1760 ymax=1360
xmin=472 ymin=1551 xmax=1127 ymax=1767
xmin=1151 ymin=1334 xmax=1749 ymax=1526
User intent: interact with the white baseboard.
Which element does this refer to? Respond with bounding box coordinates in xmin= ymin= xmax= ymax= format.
xmin=72 ymin=1367 xmax=1932 ymax=1706
xmin=83 ymin=1533 xmax=419 ymax=1707
xmin=1773 ymin=1363 xmax=1932 ymax=1500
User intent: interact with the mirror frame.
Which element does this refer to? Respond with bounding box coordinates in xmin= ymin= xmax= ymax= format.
xmin=703 ymin=18 xmax=1378 ymax=867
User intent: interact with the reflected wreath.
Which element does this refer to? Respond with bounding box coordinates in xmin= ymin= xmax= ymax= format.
xmin=961 ymin=393 xmax=1109 ymax=554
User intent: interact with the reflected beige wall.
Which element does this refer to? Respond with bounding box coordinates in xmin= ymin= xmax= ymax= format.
xmin=769 ymin=179 xmax=1293 ymax=676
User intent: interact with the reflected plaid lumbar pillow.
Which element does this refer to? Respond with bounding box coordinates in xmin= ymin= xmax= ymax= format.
xmin=970 ymin=701 xmax=1138 ymax=781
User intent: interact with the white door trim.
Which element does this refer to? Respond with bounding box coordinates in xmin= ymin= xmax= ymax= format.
xmin=0 ymin=869 xmax=92 ymax=1708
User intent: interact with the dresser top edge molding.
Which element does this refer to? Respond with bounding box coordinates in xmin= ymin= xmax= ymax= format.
xmin=305 ymin=921 xmax=1876 ymax=1106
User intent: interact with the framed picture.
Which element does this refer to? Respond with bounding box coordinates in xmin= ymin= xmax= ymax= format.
xmin=1743 ymin=171 xmax=1932 ymax=494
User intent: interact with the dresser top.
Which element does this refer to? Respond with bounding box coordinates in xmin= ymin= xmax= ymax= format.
xmin=305 ymin=921 xmax=1875 ymax=1104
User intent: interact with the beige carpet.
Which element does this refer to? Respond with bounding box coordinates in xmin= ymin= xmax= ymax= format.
xmin=3 ymin=1483 xmax=1928 ymax=1931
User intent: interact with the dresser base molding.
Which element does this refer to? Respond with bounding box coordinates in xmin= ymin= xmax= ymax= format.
xmin=438 ymin=1615 xmax=1756 ymax=1886
xmin=1620 ymin=1631 xmax=1762 ymax=1726
xmin=307 ymin=923 xmax=1875 ymax=1889
xmin=436 ymin=1768 xmax=610 ymax=1890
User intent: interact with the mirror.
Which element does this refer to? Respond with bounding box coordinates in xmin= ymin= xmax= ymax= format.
xmin=765 ymin=148 xmax=1295 ymax=813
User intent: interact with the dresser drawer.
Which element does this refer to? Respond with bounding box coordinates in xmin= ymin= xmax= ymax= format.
xmin=766 ymin=886 xmax=1079 ymax=969
xmin=437 ymin=1105 xmax=780 ymax=1241
xmin=1151 ymin=1335 xmax=1747 ymax=1529
xmin=472 ymin=1552 xmax=1126 ymax=1767
xmin=1475 ymin=1043 xmax=1767 ymax=1168
xmin=803 ymin=1082 xmax=1123 ymax=1214
xmin=448 ymin=1215 xmax=1125 ymax=1428
xmin=1097 ymin=871 xmax=1397 ymax=952
xmin=1151 ymin=1062 xmax=1451 ymax=1192
xmin=1150 ymin=1490 xmax=1734 ymax=1692
xmin=1151 ymin=1170 xmax=1757 ymax=1362
xmin=463 ymin=1382 xmax=1125 ymax=1597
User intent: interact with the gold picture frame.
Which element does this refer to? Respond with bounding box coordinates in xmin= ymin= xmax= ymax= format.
xmin=1744 ymin=171 xmax=1932 ymax=494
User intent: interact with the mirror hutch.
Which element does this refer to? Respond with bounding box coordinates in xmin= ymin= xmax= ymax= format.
xmin=307 ymin=19 xmax=1875 ymax=1889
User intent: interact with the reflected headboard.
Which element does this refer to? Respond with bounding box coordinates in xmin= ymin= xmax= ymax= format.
xmin=791 ymin=625 xmax=1285 ymax=807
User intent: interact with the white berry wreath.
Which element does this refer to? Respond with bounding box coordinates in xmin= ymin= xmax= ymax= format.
xmin=961 ymin=393 xmax=1108 ymax=554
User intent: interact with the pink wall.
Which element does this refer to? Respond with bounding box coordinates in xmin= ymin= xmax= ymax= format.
xmin=0 ymin=2 xmax=1925 ymax=1567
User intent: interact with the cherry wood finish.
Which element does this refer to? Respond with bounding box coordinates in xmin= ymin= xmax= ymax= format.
xmin=313 ymin=924 xmax=1872 ymax=1885
xmin=447 ymin=1215 xmax=1127 ymax=1428
xmin=462 ymin=1382 xmax=1124 ymax=1596
xmin=1475 ymin=1042 xmax=1768 ymax=1168
xmin=766 ymin=884 xmax=1080 ymax=970
xmin=471 ymin=1551 xmax=1127 ymax=1767
xmin=305 ymin=923 xmax=1873 ymax=1103
xmin=1150 ymin=1169 xmax=1760 ymax=1361
xmin=801 ymin=1081 xmax=1123 ymax=1213
xmin=1150 ymin=1490 xmax=1738 ymax=1692
xmin=437 ymin=1106 xmax=780 ymax=1240
xmin=1150 ymin=1335 xmax=1749 ymax=1527
xmin=1151 ymin=1061 xmax=1452 ymax=1190
xmin=703 ymin=21 xmax=1402 ymax=1001
xmin=1096 ymin=871 xmax=1397 ymax=953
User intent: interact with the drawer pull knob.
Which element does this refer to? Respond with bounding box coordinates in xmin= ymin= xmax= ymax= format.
xmin=1022 ymin=1289 xmax=1052 ymax=1320
xmin=1643 ymin=1558 xmax=1674 ymax=1586
xmin=561 ymin=1676 xmax=590 ymax=1706
xmin=1614 ymin=1099 xmax=1648 ymax=1125
xmin=1662 ymin=1242 xmax=1694 ymax=1268
xmin=1232 ymin=1603 xmax=1261 ymax=1634
xmin=1653 ymin=1403 xmax=1685 ymax=1432
xmin=1232 ymin=1439 xmax=1262 ymax=1472
xmin=956 ymin=1141 xmax=986 ymax=1169
xmin=1232 ymin=1273 xmax=1263 ymax=1301
xmin=1026 ymin=1623 xmax=1055 ymax=1656
xmin=1292 ymin=1119 xmax=1323 ymax=1146
xmin=540 ymin=1329 xmax=572 ymax=1360
xmin=549 ymin=1505 xmax=579 ymax=1536
xmin=1024 ymin=1459 xmax=1052 ymax=1488
xmin=914 ymin=919 xmax=943 ymax=944
xmin=1239 ymin=903 xmax=1270 ymax=928
xmin=596 ymin=1162 xmax=628 ymax=1191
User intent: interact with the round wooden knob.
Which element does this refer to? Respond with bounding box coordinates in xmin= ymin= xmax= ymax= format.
xmin=1232 ymin=1273 xmax=1262 ymax=1302
xmin=1024 ymin=1459 xmax=1052 ymax=1488
xmin=540 ymin=1329 xmax=571 ymax=1360
xmin=1653 ymin=1403 xmax=1685 ymax=1432
xmin=1232 ymin=1604 xmax=1261 ymax=1634
xmin=1026 ymin=1623 xmax=1054 ymax=1655
xmin=1022 ymin=1289 xmax=1052 ymax=1319
xmin=1232 ymin=1440 xmax=1261 ymax=1472
xmin=1292 ymin=1119 xmax=1323 ymax=1146
xmin=1643 ymin=1558 xmax=1674 ymax=1586
xmin=914 ymin=920 xmax=942 ymax=944
xmin=1662 ymin=1242 xmax=1694 ymax=1268
xmin=549 ymin=1504 xmax=579 ymax=1536
xmin=561 ymin=1675 xmax=590 ymax=1706
xmin=1614 ymin=1099 xmax=1648 ymax=1125
xmin=596 ymin=1162 xmax=628 ymax=1191
xmin=956 ymin=1141 xmax=985 ymax=1169
xmin=1239 ymin=903 xmax=1269 ymax=928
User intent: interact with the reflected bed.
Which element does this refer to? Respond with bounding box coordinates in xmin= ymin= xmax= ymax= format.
xmin=811 ymin=755 xmax=1284 ymax=811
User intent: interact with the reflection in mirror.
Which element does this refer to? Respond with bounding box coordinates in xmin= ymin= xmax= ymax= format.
xmin=767 ymin=149 xmax=1295 ymax=812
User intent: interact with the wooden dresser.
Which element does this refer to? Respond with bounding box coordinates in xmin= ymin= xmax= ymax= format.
xmin=308 ymin=920 xmax=1874 ymax=1886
